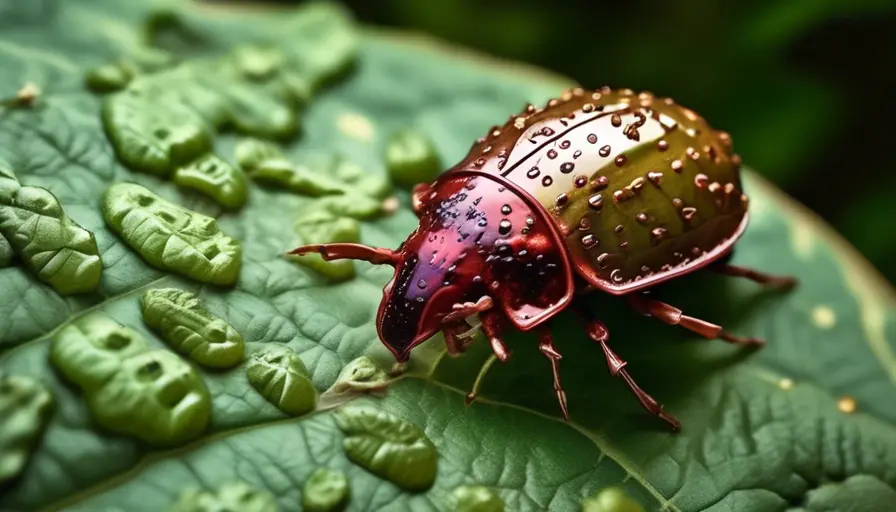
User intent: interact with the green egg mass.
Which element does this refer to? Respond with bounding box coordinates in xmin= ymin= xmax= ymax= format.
xmin=246 ymin=343 xmax=317 ymax=416
xmin=301 ymin=468 xmax=349 ymax=512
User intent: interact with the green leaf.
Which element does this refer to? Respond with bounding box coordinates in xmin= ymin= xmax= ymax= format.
xmin=1 ymin=1 xmax=895 ymax=511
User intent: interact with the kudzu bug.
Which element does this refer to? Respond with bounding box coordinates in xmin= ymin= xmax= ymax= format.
xmin=290 ymin=87 xmax=797 ymax=431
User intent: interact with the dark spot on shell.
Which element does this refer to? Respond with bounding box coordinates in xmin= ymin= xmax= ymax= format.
xmin=547 ymin=149 xmax=558 ymax=159
xmin=527 ymin=166 xmax=540 ymax=179
xmin=573 ymin=150 xmax=582 ymax=159
xmin=611 ymin=114 xmax=622 ymax=127
xmin=582 ymin=234 xmax=596 ymax=248
xmin=498 ymin=220 xmax=512 ymax=235
xmin=587 ymin=133 xmax=598 ymax=144
xmin=559 ymin=140 xmax=571 ymax=149
xmin=542 ymin=176 xmax=553 ymax=187
xmin=560 ymin=162 xmax=575 ymax=174
xmin=501 ymin=204 xmax=512 ymax=215
xmin=555 ymin=193 xmax=569 ymax=207
xmin=599 ymin=145 xmax=611 ymax=157
xmin=574 ymin=175 xmax=588 ymax=188
xmin=614 ymin=155 xmax=627 ymax=167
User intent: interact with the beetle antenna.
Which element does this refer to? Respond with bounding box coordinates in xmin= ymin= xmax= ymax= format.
xmin=465 ymin=353 xmax=498 ymax=407
xmin=288 ymin=243 xmax=399 ymax=266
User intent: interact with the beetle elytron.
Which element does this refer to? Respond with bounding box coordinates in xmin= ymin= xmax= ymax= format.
xmin=291 ymin=87 xmax=797 ymax=431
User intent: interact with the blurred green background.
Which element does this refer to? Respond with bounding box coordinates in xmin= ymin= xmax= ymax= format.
xmin=286 ymin=0 xmax=896 ymax=284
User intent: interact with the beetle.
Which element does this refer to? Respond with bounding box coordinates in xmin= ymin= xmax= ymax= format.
xmin=290 ymin=87 xmax=797 ymax=431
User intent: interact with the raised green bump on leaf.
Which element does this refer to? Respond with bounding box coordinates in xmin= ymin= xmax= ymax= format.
xmin=84 ymin=63 xmax=133 ymax=93
xmin=101 ymin=183 xmax=242 ymax=285
xmin=0 ymin=234 xmax=11 ymax=267
xmin=385 ymin=129 xmax=442 ymax=189
xmin=88 ymin=350 xmax=211 ymax=446
xmin=334 ymin=405 xmax=437 ymax=492
xmin=301 ymin=468 xmax=349 ymax=512
xmin=172 ymin=154 xmax=248 ymax=210
xmin=329 ymin=356 xmax=388 ymax=394
xmin=50 ymin=312 xmax=210 ymax=446
xmin=50 ymin=313 xmax=149 ymax=391
xmin=288 ymin=210 xmax=360 ymax=281
xmin=234 ymin=138 xmax=285 ymax=174
xmin=0 ymin=178 xmax=102 ymax=295
xmin=171 ymin=482 xmax=278 ymax=512
xmin=101 ymin=82 xmax=212 ymax=177
xmin=0 ymin=373 xmax=53 ymax=485
xmin=140 ymin=288 xmax=245 ymax=369
xmin=246 ymin=343 xmax=317 ymax=416
xmin=581 ymin=487 xmax=645 ymax=512
xmin=201 ymin=73 xmax=299 ymax=140
xmin=800 ymin=475 xmax=896 ymax=511
xmin=231 ymin=45 xmax=283 ymax=82
xmin=451 ymin=485 xmax=505 ymax=512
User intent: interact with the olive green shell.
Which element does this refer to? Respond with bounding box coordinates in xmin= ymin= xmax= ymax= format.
xmin=450 ymin=87 xmax=747 ymax=294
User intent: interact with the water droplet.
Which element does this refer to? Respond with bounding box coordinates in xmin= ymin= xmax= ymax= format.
xmin=718 ymin=131 xmax=732 ymax=146
xmin=708 ymin=182 xmax=721 ymax=194
xmin=559 ymin=140 xmax=571 ymax=149
xmin=587 ymin=133 xmax=598 ymax=144
xmin=477 ymin=218 xmax=488 ymax=227
xmin=491 ymin=129 xmax=501 ymax=137
xmin=475 ymin=158 xmax=485 ymax=167
xmin=647 ymin=171 xmax=663 ymax=186
xmin=541 ymin=176 xmax=553 ymax=187
xmin=681 ymin=207 xmax=697 ymax=221
xmin=672 ymin=197 xmax=684 ymax=208
xmin=671 ymin=160 xmax=683 ymax=172
xmin=837 ymin=396 xmax=857 ymax=414
xmin=636 ymin=212 xmax=648 ymax=223
xmin=555 ymin=193 xmax=569 ymax=207
xmin=581 ymin=234 xmax=596 ymax=248
xmin=599 ymin=145 xmax=611 ymax=157
xmin=592 ymin=176 xmax=609 ymax=190
xmin=542 ymin=127 xmax=555 ymax=136
xmin=527 ymin=166 xmax=540 ymax=179
xmin=641 ymin=265 xmax=651 ymax=273
xmin=615 ymin=155 xmax=627 ymax=167
xmin=588 ymin=194 xmax=603 ymax=209
xmin=614 ymin=224 xmax=624 ymax=233
xmin=657 ymin=140 xmax=669 ymax=151
xmin=651 ymin=227 xmax=668 ymax=243
xmin=574 ymin=175 xmax=587 ymax=188
xmin=724 ymin=183 xmax=736 ymax=194
xmin=498 ymin=219 xmax=512 ymax=235
xmin=482 ymin=145 xmax=492 ymax=154
xmin=597 ymin=253 xmax=610 ymax=267
xmin=630 ymin=177 xmax=645 ymax=191
xmin=573 ymin=150 xmax=582 ymax=159
xmin=610 ymin=269 xmax=624 ymax=282
xmin=547 ymin=149 xmax=558 ymax=159
xmin=417 ymin=279 xmax=427 ymax=289
xmin=579 ymin=217 xmax=591 ymax=230
xmin=741 ymin=194 xmax=750 ymax=207
xmin=611 ymin=114 xmax=622 ymax=127
xmin=560 ymin=162 xmax=575 ymax=174
xmin=582 ymin=104 xmax=594 ymax=113
xmin=501 ymin=204 xmax=512 ymax=215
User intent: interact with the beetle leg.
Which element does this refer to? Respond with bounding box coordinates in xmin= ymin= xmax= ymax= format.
xmin=480 ymin=311 xmax=512 ymax=362
xmin=627 ymin=294 xmax=765 ymax=346
xmin=537 ymin=328 xmax=570 ymax=421
xmin=713 ymin=263 xmax=798 ymax=290
xmin=411 ymin=183 xmax=431 ymax=217
xmin=577 ymin=307 xmax=682 ymax=431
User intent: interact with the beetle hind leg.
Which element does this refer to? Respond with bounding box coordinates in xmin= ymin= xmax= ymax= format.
xmin=577 ymin=307 xmax=682 ymax=431
xmin=628 ymin=294 xmax=764 ymax=347
xmin=713 ymin=263 xmax=798 ymax=291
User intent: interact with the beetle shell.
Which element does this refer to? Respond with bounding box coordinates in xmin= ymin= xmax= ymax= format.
xmin=449 ymin=87 xmax=747 ymax=294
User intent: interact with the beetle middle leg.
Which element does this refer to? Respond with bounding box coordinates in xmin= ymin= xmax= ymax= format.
xmin=577 ymin=306 xmax=682 ymax=431
xmin=627 ymin=294 xmax=764 ymax=346
xmin=464 ymin=311 xmax=512 ymax=407
xmin=537 ymin=328 xmax=570 ymax=421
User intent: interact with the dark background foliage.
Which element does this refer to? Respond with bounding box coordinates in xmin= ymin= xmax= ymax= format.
xmin=273 ymin=0 xmax=896 ymax=284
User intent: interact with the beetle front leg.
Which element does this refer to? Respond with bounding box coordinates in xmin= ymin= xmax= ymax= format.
xmin=577 ymin=307 xmax=682 ymax=431
xmin=627 ymin=294 xmax=764 ymax=346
